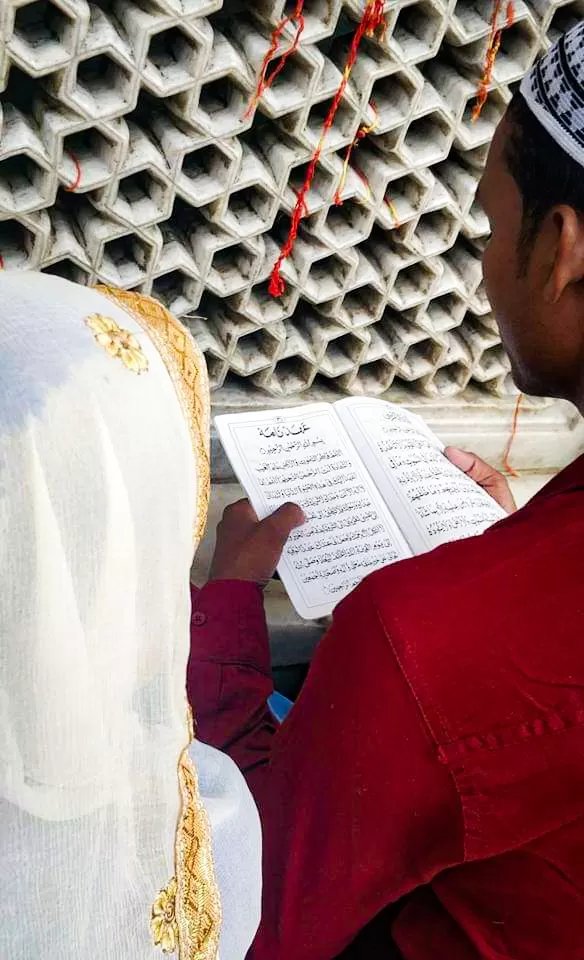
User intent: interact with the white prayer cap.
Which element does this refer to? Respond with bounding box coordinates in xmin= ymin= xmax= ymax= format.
xmin=520 ymin=20 xmax=584 ymax=167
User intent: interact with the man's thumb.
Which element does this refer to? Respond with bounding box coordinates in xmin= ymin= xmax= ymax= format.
xmin=261 ymin=502 xmax=306 ymax=544
xmin=445 ymin=446 xmax=516 ymax=513
xmin=445 ymin=446 xmax=476 ymax=473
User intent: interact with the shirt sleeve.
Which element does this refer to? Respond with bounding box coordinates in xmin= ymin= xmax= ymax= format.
xmin=187 ymin=580 xmax=278 ymax=775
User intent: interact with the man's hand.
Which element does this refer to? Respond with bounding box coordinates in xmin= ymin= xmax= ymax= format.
xmin=445 ymin=447 xmax=517 ymax=513
xmin=208 ymin=499 xmax=305 ymax=585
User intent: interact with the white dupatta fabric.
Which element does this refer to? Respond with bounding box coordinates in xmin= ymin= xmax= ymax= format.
xmin=0 ymin=273 xmax=261 ymax=959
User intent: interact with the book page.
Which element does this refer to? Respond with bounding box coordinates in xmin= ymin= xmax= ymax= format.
xmin=336 ymin=397 xmax=506 ymax=554
xmin=215 ymin=405 xmax=412 ymax=620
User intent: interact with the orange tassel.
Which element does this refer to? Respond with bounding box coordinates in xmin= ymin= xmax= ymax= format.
xmin=64 ymin=151 xmax=82 ymax=192
xmin=352 ymin=164 xmax=374 ymax=204
xmin=333 ymin=101 xmax=379 ymax=205
xmin=471 ymin=0 xmax=514 ymax=122
xmin=384 ymin=195 xmax=400 ymax=227
xmin=270 ymin=0 xmax=386 ymax=296
xmin=502 ymin=392 xmax=523 ymax=477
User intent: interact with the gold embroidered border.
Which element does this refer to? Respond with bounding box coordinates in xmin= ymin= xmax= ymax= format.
xmin=174 ymin=711 xmax=222 ymax=960
xmin=94 ymin=286 xmax=210 ymax=544
xmin=150 ymin=711 xmax=222 ymax=959
xmin=93 ymin=289 xmax=221 ymax=958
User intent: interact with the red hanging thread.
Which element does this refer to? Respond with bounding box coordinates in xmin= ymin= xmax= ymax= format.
xmin=269 ymin=0 xmax=386 ymax=297
xmin=245 ymin=0 xmax=306 ymax=119
xmin=471 ymin=0 xmax=514 ymax=122
xmin=333 ymin=101 xmax=379 ymax=205
xmin=0 ymin=254 xmax=4 ymax=270
xmin=291 ymin=184 xmax=309 ymax=218
xmin=502 ymin=392 xmax=523 ymax=477
xmin=64 ymin=151 xmax=82 ymax=192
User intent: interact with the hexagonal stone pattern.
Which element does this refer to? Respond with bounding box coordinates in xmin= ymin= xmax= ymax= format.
xmin=0 ymin=0 xmax=571 ymax=399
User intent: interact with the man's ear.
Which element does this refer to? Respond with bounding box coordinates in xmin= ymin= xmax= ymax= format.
xmin=543 ymin=205 xmax=584 ymax=304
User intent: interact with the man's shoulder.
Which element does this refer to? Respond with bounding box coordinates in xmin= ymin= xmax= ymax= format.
xmin=367 ymin=479 xmax=584 ymax=630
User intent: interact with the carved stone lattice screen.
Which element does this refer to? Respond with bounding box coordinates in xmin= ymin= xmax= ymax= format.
xmin=0 ymin=0 xmax=581 ymax=401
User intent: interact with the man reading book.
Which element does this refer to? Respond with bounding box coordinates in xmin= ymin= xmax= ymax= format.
xmin=189 ymin=22 xmax=584 ymax=960
xmin=213 ymin=397 xmax=509 ymax=619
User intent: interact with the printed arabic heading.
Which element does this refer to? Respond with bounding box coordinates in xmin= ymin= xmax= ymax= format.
xmin=257 ymin=418 xmax=310 ymax=438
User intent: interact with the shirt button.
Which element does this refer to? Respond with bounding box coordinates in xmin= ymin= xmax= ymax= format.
xmin=192 ymin=612 xmax=207 ymax=626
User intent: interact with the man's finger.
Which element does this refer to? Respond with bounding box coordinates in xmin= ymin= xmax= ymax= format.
xmin=445 ymin=447 xmax=516 ymax=512
xmin=260 ymin=502 xmax=306 ymax=544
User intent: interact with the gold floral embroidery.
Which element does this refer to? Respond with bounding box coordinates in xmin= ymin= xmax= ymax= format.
xmin=85 ymin=313 xmax=149 ymax=374
xmin=150 ymin=707 xmax=222 ymax=959
xmin=151 ymin=877 xmax=179 ymax=954
xmin=93 ymin=287 xmax=210 ymax=543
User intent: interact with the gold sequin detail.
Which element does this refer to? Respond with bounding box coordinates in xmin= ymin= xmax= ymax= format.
xmin=93 ymin=286 xmax=210 ymax=544
xmin=85 ymin=313 xmax=149 ymax=374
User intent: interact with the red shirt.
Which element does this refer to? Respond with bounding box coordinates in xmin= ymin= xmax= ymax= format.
xmin=188 ymin=455 xmax=584 ymax=959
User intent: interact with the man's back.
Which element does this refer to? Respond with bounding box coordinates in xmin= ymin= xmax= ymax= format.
xmin=366 ymin=453 xmax=584 ymax=958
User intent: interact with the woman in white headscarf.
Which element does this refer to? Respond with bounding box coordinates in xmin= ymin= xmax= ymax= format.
xmin=0 ymin=273 xmax=262 ymax=960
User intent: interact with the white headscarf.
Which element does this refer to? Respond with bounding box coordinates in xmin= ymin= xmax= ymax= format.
xmin=0 ymin=274 xmax=261 ymax=959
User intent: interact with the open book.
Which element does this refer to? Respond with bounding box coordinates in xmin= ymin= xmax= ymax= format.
xmin=215 ymin=398 xmax=506 ymax=620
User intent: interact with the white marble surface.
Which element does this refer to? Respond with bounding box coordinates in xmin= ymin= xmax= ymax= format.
xmin=509 ymin=472 xmax=552 ymax=508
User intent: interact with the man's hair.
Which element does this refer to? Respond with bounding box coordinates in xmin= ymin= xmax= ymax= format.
xmin=504 ymin=92 xmax=584 ymax=272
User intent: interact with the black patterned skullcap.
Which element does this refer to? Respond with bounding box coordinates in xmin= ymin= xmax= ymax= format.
xmin=520 ymin=20 xmax=584 ymax=167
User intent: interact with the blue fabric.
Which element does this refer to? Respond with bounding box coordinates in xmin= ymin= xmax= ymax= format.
xmin=268 ymin=691 xmax=293 ymax=723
